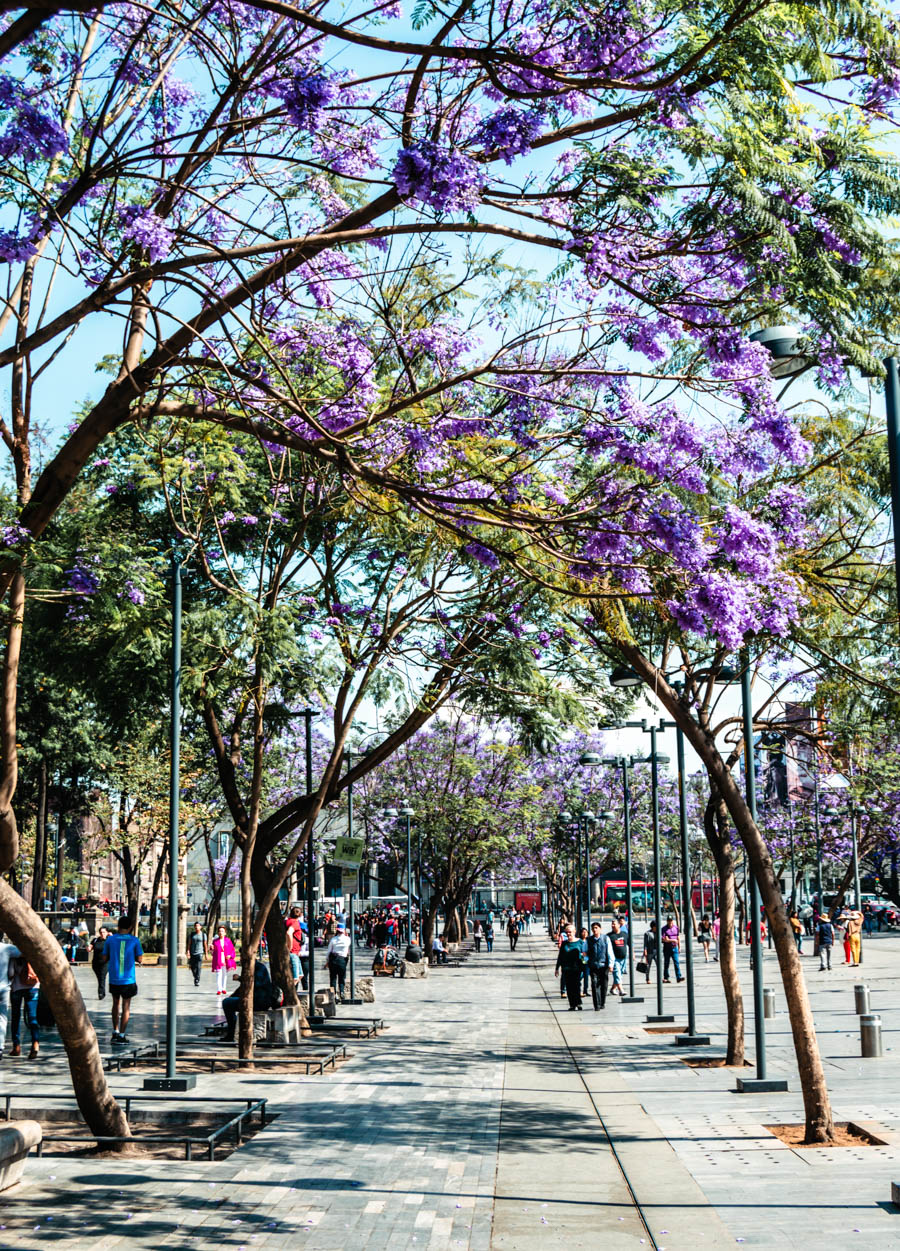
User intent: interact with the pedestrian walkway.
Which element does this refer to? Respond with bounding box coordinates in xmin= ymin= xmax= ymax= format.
xmin=0 ymin=931 xmax=898 ymax=1248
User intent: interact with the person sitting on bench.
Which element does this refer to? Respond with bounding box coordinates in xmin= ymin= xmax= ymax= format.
xmin=372 ymin=946 xmax=399 ymax=976
xmin=431 ymin=934 xmax=449 ymax=965
xmin=220 ymin=960 xmax=280 ymax=1042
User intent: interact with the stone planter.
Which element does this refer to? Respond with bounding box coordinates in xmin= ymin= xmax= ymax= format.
xmin=0 ymin=1120 xmax=41 ymax=1193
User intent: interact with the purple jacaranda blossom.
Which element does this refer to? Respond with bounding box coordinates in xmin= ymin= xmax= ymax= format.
xmin=393 ymin=142 xmax=482 ymax=213
xmin=118 ymin=206 xmax=174 ymax=262
xmin=66 ymin=564 xmax=100 ymax=596
xmin=477 ymin=107 xmax=544 ymax=163
xmin=464 ymin=542 xmax=501 ymax=570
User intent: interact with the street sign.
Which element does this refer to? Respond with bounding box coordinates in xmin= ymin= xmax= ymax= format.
xmin=332 ymin=836 xmax=365 ymax=868
xmin=341 ymin=870 xmax=359 ymax=897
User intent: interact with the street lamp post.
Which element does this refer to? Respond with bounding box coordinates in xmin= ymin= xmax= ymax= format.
xmin=400 ymin=807 xmax=415 ymax=943
xmin=617 ymin=757 xmax=643 ymax=1002
xmin=736 ymin=649 xmax=788 ymax=1093
xmin=666 ymin=717 xmax=709 ymax=1047
xmin=301 ymin=708 xmax=320 ymax=1022
xmin=579 ymin=811 xmax=596 ymax=931
xmin=145 ymin=552 xmax=195 ymax=1092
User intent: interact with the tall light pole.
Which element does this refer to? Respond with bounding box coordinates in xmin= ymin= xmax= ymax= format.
xmin=664 ymin=714 xmax=709 ymax=1047
xmin=301 ymin=708 xmax=320 ymax=1022
xmin=616 ymin=756 xmax=643 ymax=1003
xmin=400 ymin=806 xmax=415 ymax=942
xmin=145 ymin=552 xmax=195 ymax=1091
xmin=736 ymin=649 xmax=787 ymax=1093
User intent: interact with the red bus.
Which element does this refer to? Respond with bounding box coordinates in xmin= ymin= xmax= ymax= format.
xmin=601 ymin=879 xmax=717 ymax=911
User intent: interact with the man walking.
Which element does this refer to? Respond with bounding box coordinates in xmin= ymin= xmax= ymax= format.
xmin=104 ymin=915 xmax=143 ymax=1044
xmin=188 ymin=922 xmax=207 ymax=987
xmin=325 ymin=924 xmax=351 ymax=1000
xmin=817 ymin=912 xmax=835 ymax=971
xmin=587 ymin=921 xmax=612 ymax=1010
xmin=662 ymin=916 xmax=683 ymax=983
xmin=508 ymin=915 xmax=520 ymax=951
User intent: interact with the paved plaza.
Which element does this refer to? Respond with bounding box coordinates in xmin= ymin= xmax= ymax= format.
xmin=0 ymin=927 xmax=898 ymax=1248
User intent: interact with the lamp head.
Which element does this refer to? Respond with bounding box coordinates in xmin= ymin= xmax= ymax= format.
xmin=582 ymin=810 xmax=597 ymax=822
xmin=382 ymin=807 xmax=399 ymax=818
xmin=579 ymin=751 xmax=603 ymax=766
xmin=559 ymin=810 xmax=573 ymax=823
xmin=748 ymin=324 xmax=809 ymax=378
xmin=609 ymin=664 xmax=642 ymax=688
xmin=398 ymin=807 xmax=415 ymax=817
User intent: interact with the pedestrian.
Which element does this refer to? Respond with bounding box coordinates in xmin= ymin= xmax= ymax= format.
xmin=817 ymin=912 xmax=834 ymax=971
xmin=587 ymin=922 xmax=612 ymax=1010
xmin=9 ymin=954 xmax=39 ymax=1058
xmin=712 ymin=912 xmax=720 ymax=961
xmin=578 ymin=927 xmax=590 ymax=997
xmin=473 ymin=919 xmax=483 ymax=952
xmin=91 ymin=925 xmax=110 ymax=999
xmin=104 ymin=915 xmax=143 ymax=1044
xmin=298 ymin=922 xmax=309 ymax=990
xmin=641 ymin=920 xmax=658 ymax=983
xmin=845 ymin=908 xmax=863 ymax=966
xmin=188 ymin=921 xmax=207 ymax=986
xmin=698 ymin=914 xmax=712 ymax=962
xmin=508 ymin=915 xmax=520 ymax=951
xmin=220 ymin=960 xmax=279 ymax=1042
xmin=485 ymin=920 xmax=494 ymax=953
xmin=789 ymin=910 xmax=803 ymax=954
xmin=662 ymin=916 xmax=683 ymax=982
xmin=211 ymin=925 xmax=237 ymax=995
xmin=0 ymin=936 xmax=19 ymax=1054
xmin=285 ymin=906 xmax=304 ymax=985
xmin=555 ymin=924 xmax=586 ymax=1011
xmin=800 ymin=901 xmax=814 ymax=936
xmin=325 ymin=924 xmax=351 ymax=999
xmin=609 ymin=919 xmax=627 ymax=995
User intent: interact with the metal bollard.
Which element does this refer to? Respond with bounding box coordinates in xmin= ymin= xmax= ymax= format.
xmin=854 ymin=984 xmax=870 ymax=1015
xmin=860 ymin=1014 xmax=883 ymax=1058
xmin=763 ymin=988 xmax=776 ymax=1019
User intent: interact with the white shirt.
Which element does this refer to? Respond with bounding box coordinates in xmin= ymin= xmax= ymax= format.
xmin=325 ymin=934 xmax=351 ymax=959
xmin=0 ymin=943 xmax=21 ymax=994
xmin=300 ymin=934 xmax=309 ymax=958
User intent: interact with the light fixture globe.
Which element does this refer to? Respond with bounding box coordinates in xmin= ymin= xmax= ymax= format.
xmin=749 ymin=324 xmax=809 ymax=378
xmin=609 ymin=664 xmax=641 ymax=688
xmin=399 ymin=806 xmax=415 ymax=817
xmin=560 ymin=810 xmax=573 ymax=823
xmin=583 ymin=810 xmax=597 ymax=822
xmin=382 ymin=807 xmax=399 ymax=818
xmin=579 ymin=751 xmax=602 ymax=765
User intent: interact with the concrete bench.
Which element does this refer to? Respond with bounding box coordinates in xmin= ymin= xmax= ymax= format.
xmin=298 ymin=988 xmax=337 ymax=1018
xmin=0 ymin=1120 xmax=41 ymax=1192
xmin=264 ymin=1005 xmax=310 ymax=1045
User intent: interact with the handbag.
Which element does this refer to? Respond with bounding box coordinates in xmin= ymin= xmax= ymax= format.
xmin=636 ymin=959 xmax=648 ymax=974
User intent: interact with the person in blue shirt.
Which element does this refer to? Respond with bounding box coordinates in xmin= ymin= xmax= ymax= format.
xmin=103 ymin=915 xmax=143 ymax=1044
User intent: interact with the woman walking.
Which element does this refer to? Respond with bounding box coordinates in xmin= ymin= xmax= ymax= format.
xmin=9 ymin=955 xmax=40 ymax=1058
xmin=211 ymin=925 xmax=237 ymax=995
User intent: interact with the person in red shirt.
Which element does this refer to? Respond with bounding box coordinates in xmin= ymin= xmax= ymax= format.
xmin=285 ymin=906 xmax=304 ymax=986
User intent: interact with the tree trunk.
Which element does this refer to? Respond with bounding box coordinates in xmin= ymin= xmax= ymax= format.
xmin=250 ymin=850 xmax=299 ymax=1008
xmin=0 ymin=878 xmax=130 ymax=1143
xmin=622 ymin=651 xmax=835 ymax=1144
xmin=422 ymin=898 xmax=440 ymax=956
xmin=205 ymin=836 xmax=237 ymax=940
xmin=30 ymin=756 xmax=47 ymax=910
xmin=238 ymin=853 xmax=256 ymax=1063
xmin=147 ymin=837 xmax=167 ymax=939
xmin=119 ymin=848 xmax=139 ymax=930
xmin=704 ymin=795 xmax=745 ymax=1067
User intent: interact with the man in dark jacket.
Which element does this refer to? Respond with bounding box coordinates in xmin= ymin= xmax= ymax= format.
xmin=817 ymin=914 xmax=835 ymax=971
xmin=221 ymin=961 xmax=279 ymax=1042
xmin=587 ymin=922 xmax=612 ymax=1010
xmin=555 ymin=924 xmax=585 ymax=1010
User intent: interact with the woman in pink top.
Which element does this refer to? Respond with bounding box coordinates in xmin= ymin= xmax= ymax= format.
xmin=211 ymin=926 xmax=237 ymax=995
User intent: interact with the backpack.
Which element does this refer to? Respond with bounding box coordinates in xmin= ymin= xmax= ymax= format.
xmin=13 ymin=956 xmax=38 ymax=988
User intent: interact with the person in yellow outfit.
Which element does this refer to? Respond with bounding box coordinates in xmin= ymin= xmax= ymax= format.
xmin=845 ymin=909 xmax=864 ymax=965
